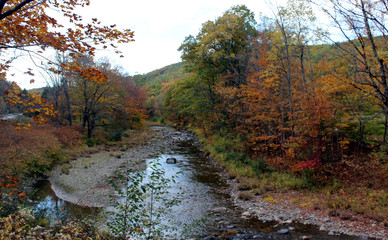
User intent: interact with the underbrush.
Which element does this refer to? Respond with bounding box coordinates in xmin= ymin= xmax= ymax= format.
xmin=0 ymin=208 xmax=111 ymax=239
xmin=0 ymin=121 xmax=84 ymax=176
xmin=194 ymin=128 xmax=388 ymax=223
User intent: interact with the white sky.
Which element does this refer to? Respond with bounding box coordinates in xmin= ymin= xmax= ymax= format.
xmin=8 ymin=0 xmax=330 ymax=89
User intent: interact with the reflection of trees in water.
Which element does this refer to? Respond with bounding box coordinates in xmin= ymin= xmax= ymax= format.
xmin=33 ymin=181 xmax=100 ymax=225
xmin=34 ymin=195 xmax=71 ymax=225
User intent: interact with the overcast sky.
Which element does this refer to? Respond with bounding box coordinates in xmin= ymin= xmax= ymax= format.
xmin=9 ymin=0 xmax=327 ymax=89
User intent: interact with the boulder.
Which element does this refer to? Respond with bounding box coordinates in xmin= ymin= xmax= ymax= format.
xmin=166 ymin=157 xmax=177 ymax=164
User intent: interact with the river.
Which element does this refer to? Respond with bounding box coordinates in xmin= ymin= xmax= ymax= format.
xmin=32 ymin=127 xmax=365 ymax=239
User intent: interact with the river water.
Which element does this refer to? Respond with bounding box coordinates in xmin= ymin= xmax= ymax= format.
xmin=32 ymin=130 xmax=363 ymax=239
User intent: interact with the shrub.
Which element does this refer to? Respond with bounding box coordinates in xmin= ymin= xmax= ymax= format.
xmin=251 ymin=158 xmax=272 ymax=176
xmin=22 ymin=155 xmax=52 ymax=178
xmin=107 ymin=160 xmax=181 ymax=239
xmin=225 ymin=150 xmax=239 ymax=162
xmin=237 ymin=191 xmax=254 ymax=200
xmin=61 ymin=164 xmax=72 ymax=175
xmin=53 ymin=127 xmax=83 ymax=147
xmin=44 ymin=148 xmax=64 ymax=164
xmin=214 ymin=145 xmax=225 ymax=154
xmin=86 ymin=138 xmax=97 ymax=147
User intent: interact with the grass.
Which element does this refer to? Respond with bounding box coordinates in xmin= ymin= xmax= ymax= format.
xmin=193 ymin=127 xmax=388 ymax=224
xmin=61 ymin=164 xmax=72 ymax=175
xmin=237 ymin=191 xmax=254 ymax=200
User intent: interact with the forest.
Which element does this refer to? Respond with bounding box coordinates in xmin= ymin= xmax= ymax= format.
xmin=0 ymin=0 xmax=387 ymax=239
xmin=138 ymin=0 xmax=388 ymax=230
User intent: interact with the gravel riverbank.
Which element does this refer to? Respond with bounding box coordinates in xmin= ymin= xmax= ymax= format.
xmin=49 ymin=126 xmax=178 ymax=208
xmin=228 ymin=170 xmax=388 ymax=239
xmin=48 ymin=126 xmax=387 ymax=239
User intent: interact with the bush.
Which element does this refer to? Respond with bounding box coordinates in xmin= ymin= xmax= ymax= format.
xmin=22 ymin=155 xmax=52 ymax=178
xmin=44 ymin=148 xmax=64 ymax=164
xmin=86 ymin=138 xmax=97 ymax=147
xmin=108 ymin=129 xmax=123 ymax=141
xmin=251 ymin=158 xmax=272 ymax=176
xmin=300 ymin=169 xmax=323 ymax=190
xmin=214 ymin=145 xmax=225 ymax=154
xmin=225 ymin=150 xmax=239 ymax=162
xmin=107 ymin=160 xmax=181 ymax=239
xmin=53 ymin=127 xmax=83 ymax=147
xmin=61 ymin=164 xmax=72 ymax=175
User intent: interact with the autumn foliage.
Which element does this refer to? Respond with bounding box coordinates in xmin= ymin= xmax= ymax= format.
xmin=149 ymin=2 xmax=388 ymax=196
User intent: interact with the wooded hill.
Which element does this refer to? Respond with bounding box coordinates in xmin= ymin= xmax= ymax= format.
xmin=132 ymin=62 xmax=187 ymax=97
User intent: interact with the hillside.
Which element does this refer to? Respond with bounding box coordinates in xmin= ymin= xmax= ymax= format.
xmin=132 ymin=62 xmax=187 ymax=96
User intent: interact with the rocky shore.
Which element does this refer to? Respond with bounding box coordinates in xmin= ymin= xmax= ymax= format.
xmin=48 ymin=126 xmax=178 ymax=207
xmin=48 ymin=126 xmax=387 ymax=239
xmin=228 ymin=171 xmax=387 ymax=239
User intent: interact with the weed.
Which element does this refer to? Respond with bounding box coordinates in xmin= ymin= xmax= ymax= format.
xmin=107 ymin=160 xmax=181 ymax=239
xmin=22 ymin=155 xmax=52 ymax=178
xmin=264 ymin=196 xmax=278 ymax=204
xmin=61 ymin=164 xmax=72 ymax=175
xmin=86 ymin=138 xmax=97 ymax=147
xmin=238 ymin=191 xmax=254 ymax=200
xmin=251 ymin=158 xmax=272 ymax=175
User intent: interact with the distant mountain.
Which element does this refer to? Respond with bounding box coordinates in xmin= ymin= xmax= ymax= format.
xmin=27 ymin=87 xmax=45 ymax=94
xmin=132 ymin=62 xmax=187 ymax=96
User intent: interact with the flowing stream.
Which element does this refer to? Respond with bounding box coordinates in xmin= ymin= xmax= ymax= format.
xmin=32 ymin=128 xmax=363 ymax=239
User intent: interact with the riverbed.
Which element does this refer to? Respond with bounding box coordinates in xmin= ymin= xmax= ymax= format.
xmin=32 ymin=126 xmax=380 ymax=239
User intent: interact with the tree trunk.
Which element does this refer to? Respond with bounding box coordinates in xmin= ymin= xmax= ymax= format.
xmin=62 ymin=77 xmax=72 ymax=126
xmin=384 ymin=112 xmax=388 ymax=145
xmin=299 ymin=44 xmax=307 ymax=85
xmin=54 ymin=88 xmax=59 ymax=127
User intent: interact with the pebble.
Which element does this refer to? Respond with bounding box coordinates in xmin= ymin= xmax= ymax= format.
xmin=241 ymin=211 xmax=251 ymax=219
xmin=212 ymin=207 xmax=227 ymax=213
xmin=277 ymin=229 xmax=290 ymax=234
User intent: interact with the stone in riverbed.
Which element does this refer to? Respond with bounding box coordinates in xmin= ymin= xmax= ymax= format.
xmin=241 ymin=211 xmax=252 ymax=219
xmin=166 ymin=157 xmax=177 ymax=164
xmin=277 ymin=229 xmax=290 ymax=234
xmin=212 ymin=207 xmax=227 ymax=213
xmin=319 ymin=226 xmax=327 ymax=231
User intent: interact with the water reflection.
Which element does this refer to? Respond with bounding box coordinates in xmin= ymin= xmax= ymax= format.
xmin=32 ymin=180 xmax=100 ymax=224
xmin=31 ymin=133 xmax=363 ymax=239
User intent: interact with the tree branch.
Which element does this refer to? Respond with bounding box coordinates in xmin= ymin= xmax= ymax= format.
xmin=0 ymin=0 xmax=37 ymax=20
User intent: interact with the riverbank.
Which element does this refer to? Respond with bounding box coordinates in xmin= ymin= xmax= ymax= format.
xmin=49 ymin=126 xmax=180 ymax=207
xmin=47 ymin=125 xmax=387 ymax=239
xmin=193 ymin=144 xmax=387 ymax=239
xmin=228 ymin=178 xmax=387 ymax=239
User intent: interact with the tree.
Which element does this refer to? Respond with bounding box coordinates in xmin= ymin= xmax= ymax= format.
xmin=180 ymin=5 xmax=257 ymax=87
xmin=71 ymin=56 xmax=115 ymax=138
xmin=70 ymin=56 xmax=146 ymax=139
xmin=43 ymin=52 xmax=74 ymax=126
xmin=263 ymin=0 xmax=319 ymax=136
xmin=0 ymin=0 xmax=134 ymax=126
xmin=178 ymin=5 xmax=258 ymax=133
xmin=314 ymin=0 xmax=388 ymax=142
xmin=0 ymin=0 xmax=133 ymax=69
